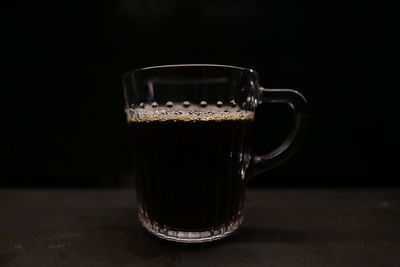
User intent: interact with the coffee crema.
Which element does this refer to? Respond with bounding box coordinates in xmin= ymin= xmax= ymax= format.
xmin=127 ymin=105 xmax=254 ymax=123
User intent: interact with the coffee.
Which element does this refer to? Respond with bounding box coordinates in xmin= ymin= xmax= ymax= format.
xmin=128 ymin=105 xmax=254 ymax=231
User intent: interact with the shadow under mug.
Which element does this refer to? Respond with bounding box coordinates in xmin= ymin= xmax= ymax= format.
xmin=123 ymin=64 xmax=307 ymax=243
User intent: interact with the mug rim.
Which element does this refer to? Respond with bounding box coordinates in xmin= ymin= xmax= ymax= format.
xmin=123 ymin=64 xmax=256 ymax=77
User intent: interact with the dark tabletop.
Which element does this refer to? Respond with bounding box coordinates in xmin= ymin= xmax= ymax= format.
xmin=0 ymin=188 xmax=399 ymax=267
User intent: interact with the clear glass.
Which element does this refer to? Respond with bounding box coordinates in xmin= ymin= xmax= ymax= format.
xmin=122 ymin=64 xmax=307 ymax=243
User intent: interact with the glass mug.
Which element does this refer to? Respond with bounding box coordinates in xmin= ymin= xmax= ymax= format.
xmin=123 ymin=64 xmax=307 ymax=243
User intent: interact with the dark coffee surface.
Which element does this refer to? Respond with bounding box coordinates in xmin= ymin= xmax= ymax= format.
xmin=129 ymin=107 xmax=253 ymax=230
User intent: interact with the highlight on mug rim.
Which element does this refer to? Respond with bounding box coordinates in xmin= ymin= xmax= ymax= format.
xmin=123 ymin=64 xmax=257 ymax=77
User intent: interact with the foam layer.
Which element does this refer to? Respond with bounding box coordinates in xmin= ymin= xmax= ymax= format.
xmin=127 ymin=107 xmax=254 ymax=123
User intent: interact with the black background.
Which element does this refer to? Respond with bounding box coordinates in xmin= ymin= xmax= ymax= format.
xmin=1 ymin=0 xmax=398 ymax=187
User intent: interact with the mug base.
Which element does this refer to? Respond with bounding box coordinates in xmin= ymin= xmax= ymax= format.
xmin=138 ymin=212 xmax=243 ymax=243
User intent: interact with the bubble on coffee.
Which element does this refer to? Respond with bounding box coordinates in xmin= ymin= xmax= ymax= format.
xmin=128 ymin=102 xmax=253 ymax=123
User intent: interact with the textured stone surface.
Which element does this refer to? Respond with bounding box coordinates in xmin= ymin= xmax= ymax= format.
xmin=0 ymin=189 xmax=399 ymax=266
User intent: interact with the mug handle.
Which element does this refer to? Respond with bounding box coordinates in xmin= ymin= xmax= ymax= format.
xmin=248 ymin=87 xmax=308 ymax=178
